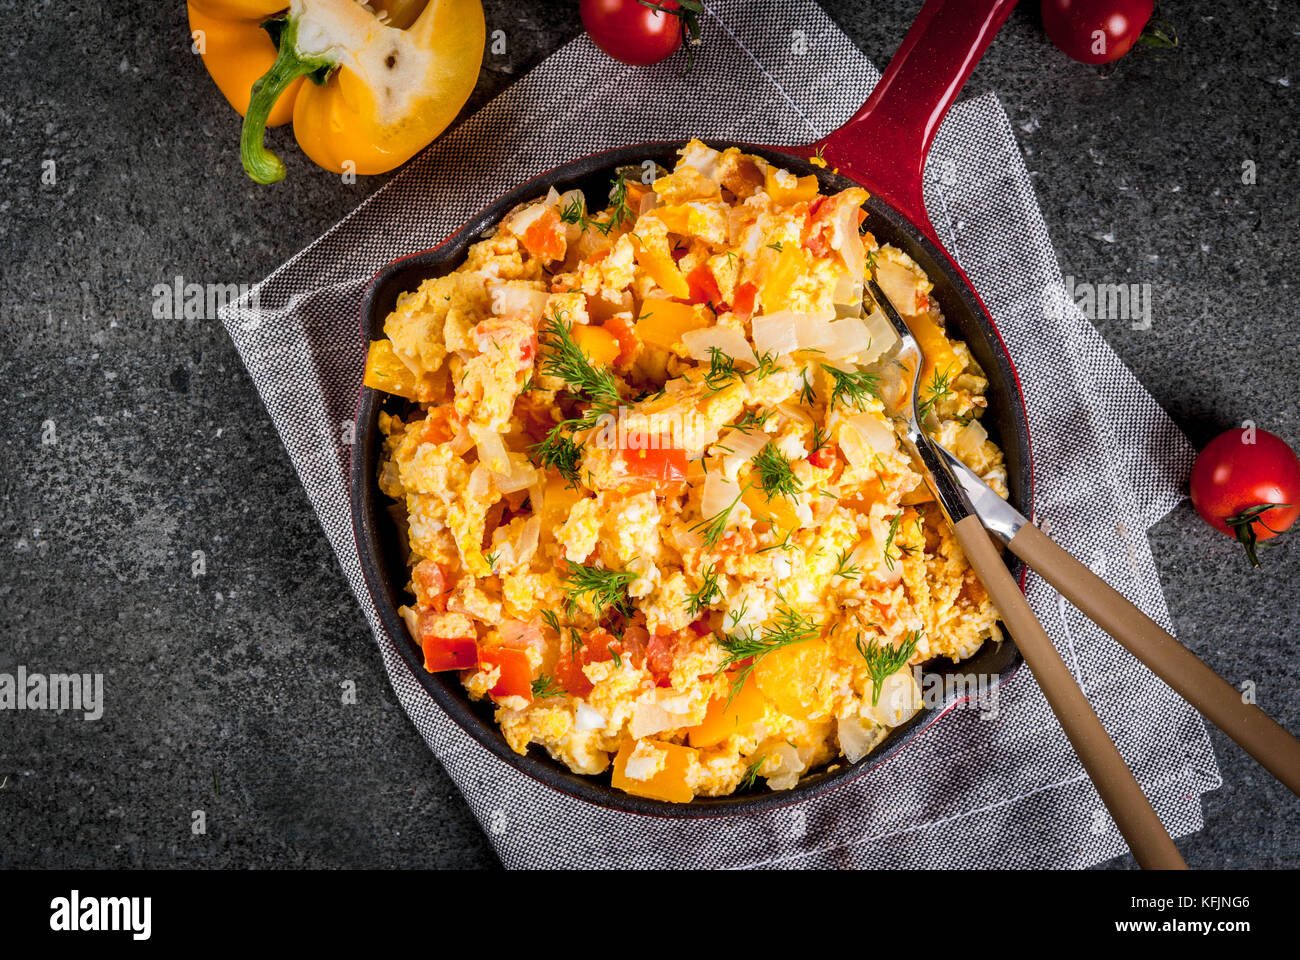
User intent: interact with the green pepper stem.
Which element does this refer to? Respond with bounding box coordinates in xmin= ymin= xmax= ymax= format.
xmin=239 ymin=18 xmax=333 ymax=185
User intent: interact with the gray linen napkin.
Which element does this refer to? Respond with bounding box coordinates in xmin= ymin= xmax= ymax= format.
xmin=222 ymin=0 xmax=1220 ymax=869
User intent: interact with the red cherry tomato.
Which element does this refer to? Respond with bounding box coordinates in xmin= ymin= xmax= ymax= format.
xmin=580 ymin=0 xmax=686 ymax=66
xmin=1189 ymin=428 xmax=1300 ymax=568
xmin=1040 ymin=0 xmax=1153 ymax=64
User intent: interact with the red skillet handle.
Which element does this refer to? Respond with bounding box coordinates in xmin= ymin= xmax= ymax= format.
xmin=792 ymin=0 xmax=1019 ymax=243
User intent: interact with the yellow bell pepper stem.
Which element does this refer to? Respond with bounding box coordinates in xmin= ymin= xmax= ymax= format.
xmin=240 ymin=16 xmax=335 ymax=184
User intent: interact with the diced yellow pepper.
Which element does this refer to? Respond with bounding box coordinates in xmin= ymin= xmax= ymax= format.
xmin=571 ymin=324 xmax=620 ymax=367
xmin=688 ymin=672 xmax=767 ymax=748
xmin=612 ymin=740 xmax=696 ymax=803
xmin=539 ymin=480 xmax=582 ymax=536
xmin=764 ymin=167 xmax=820 ymax=205
xmin=635 ymin=297 xmax=712 ymax=351
xmin=758 ymin=243 xmax=812 ymax=313
xmin=754 ymin=639 xmax=834 ymax=721
xmin=363 ymin=339 xmax=420 ymax=400
xmin=742 ymin=485 xmax=800 ymax=532
xmin=630 ymin=235 xmax=690 ymax=299
xmin=904 ymin=309 xmax=958 ymax=396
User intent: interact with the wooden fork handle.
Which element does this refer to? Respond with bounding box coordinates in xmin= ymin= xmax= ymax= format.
xmin=953 ymin=515 xmax=1187 ymax=869
xmin=1007 ymin=521 xmax=1300 ymax=796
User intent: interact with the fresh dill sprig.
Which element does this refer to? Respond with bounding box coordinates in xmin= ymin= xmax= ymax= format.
xmin=917 ymin=364 xmax=954 ymax=421
xmin=882 ymin=513 xmax=902 ymax=571
xmin=751 ymin=350 xmax=781 ymax=380
xmin=690 ymin=485 xmax=747 ymax=550
xmin=531 ymin=675 xmax=565 ymax=699
xmin=730 ymin=409 xmax=772 ymax=435
xmin=556 ymin=175 xmax=636 ymax=237
xmin=766 ymin=241 xmax=784 ymax=252
xmin=484 ymin=549 xmax=501 ymax=571
xmin=752 ymin=441 xmax=802 ymax=500
xmin=856 ymin=630 xmax=921 ymax=706
xmin=831 ymin=547 xmax=860 ymax=580
xmin=687 ymin=562 xmax=722 ymax=617
xmin=810 ymin=421 xmax=829 ymax=455
xmin=822 ymin=364 xmax=880 ymax=411
xmin=538 ymin=313 xmax=621 ymax=409
xmin=542 ymin=609 xmax=586 ymax=663
xmin=799 ymin=371 xmax=816 ymax=406
xmin=739 ymin=754 xmax=766 ymax=790
xmin=717 ymin=603 xmax=821 ymax=692
xmin=529 ymin=424 xmax=583 ymax=486
xmin=703 ymin=346 xmax=740 ymax=394
xmin=559 ymin=559 xmax=637 ymax=620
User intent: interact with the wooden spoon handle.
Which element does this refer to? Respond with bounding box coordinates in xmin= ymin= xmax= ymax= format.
xmin=1008 ymin=521 xmax=1300 ymax=796
xmin=952 ymin=515 xmax=1187 ymax=869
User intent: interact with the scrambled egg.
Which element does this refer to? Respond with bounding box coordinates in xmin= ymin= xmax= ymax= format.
xmin=366 ymin=142 xmax=1007 ymax=802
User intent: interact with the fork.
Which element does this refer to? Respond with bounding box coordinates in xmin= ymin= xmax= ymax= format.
xmin=868 ymin=278 xmax=1188 ymax=870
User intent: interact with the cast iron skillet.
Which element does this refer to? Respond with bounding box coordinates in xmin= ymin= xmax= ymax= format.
xmin=352 ymin=0 xmax=1032 ymax=817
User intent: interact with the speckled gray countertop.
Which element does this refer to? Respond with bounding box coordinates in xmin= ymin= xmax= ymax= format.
xmin=2 ymin=0 xmax=1296 ymax=869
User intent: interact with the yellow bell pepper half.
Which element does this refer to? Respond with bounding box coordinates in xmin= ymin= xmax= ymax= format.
xmin=191 ymin=0 xmax=485 ymax=184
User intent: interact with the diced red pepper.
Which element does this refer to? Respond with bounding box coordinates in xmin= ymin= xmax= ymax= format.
xmin=602 ymin=315 xmax=638 ymax=366
xmin=521 ymin=207 xmax=566 ymax=261
xmin=808 ymin=445 xmax=837 ymax=469
xmin=620 ymin=438 xmax=687 ymax=484
xmin=478 ymin=646 xmax=533 ymax=701
xmin=645 ymin=631 xmax=677 ymax=687
xmin=685 ymin=263 xmax=723 ymax=306
xmin=731 ymin=282 xmax=758 ymax=321
xmin=422 ymin=635 xmax=478 ymax=672
xmin=556 ymin=628 xmax=617 ymax=697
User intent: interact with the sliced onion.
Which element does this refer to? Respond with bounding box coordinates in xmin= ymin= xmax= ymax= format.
xmin=513 ymin=514 xmax=540 ymax=565
xmin=822 ymin=316 xmax=873 ymax=361
xmin=860 ymin=308 xmax=900 ymax=364
xmin=752 ymin=312 xmax=800 ymax=356
xmin=575 ymin=702 xmax=606 ymax=731
xmin=630 ymin=699 xmax=676 ymax=739
xmin=713 ymin=428 xmax=767 ymax=479
xmin=874 ymin=258 xmax=922 ymax=316
xmin=701 ymin=471 xmax=741 ymax=518
xmin=487 ymin=280 xmax=550 ymax=321
xmin=765 ymin=742 xmax=805 ymax=791
xmin=832 ymin=272 xmax=863 ymax=308
xmin=471 ymin=427 xmax=511 ymax=476
xmin=682 ymin=326 xmax=758 ymax=367
xmin=838 ymin=714 xmax=884 ymax=763
xmin=468 ymin=463 xmax=491 ymax=497
xmin=872 ymin=670 xmax=922 ymax=727
xmin=849 ymin=412 xmax=898 ymax=456
xmin=794 ymin=314 xmax=833 ymax=354
xmin=829 ymin=203 xmax=865 ymax=277
xmin=953 ymin=419 xmax=989 ymax=463
xmin=777 ymin=402 xmax=812 ymax=425
xmin=494 ymin=452 xmax=538 ymax=495
xmin=503 ymin=200 xmax=549 ymax=237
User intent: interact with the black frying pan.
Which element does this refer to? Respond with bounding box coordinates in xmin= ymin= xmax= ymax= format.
xmin=351 ymin=0 xmax=1032 ymax=818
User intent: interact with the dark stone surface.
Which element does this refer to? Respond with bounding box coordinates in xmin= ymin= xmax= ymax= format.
xmin=1 ymin=0 xmax=1296 ymax=870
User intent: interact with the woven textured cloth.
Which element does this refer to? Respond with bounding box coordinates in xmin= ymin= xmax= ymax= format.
xmin=222 ymin=0 xmax=1220 ymax=869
